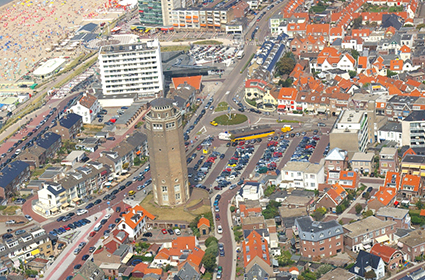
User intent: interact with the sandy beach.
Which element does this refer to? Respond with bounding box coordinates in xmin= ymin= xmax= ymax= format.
xmin=0 ymin=0 xmax=123 ymax=84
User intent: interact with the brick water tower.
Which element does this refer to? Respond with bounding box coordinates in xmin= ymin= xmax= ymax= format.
xmin=145 ymin=98 xmax=190 ymax=206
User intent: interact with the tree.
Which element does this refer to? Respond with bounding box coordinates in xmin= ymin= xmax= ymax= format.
xmin=276 ymin=250 xmax=294 ymax=266
xmin=275 ymin=53 xmax=296 ymax=77
xmin=230 ymin=206 xmax=236 ymax=212
xmin=313 ymin=207 xmax=327 ymax=221
xmin=350 ymin=49 xmax=360 ymax=60
xmin=202 ymin=253 xmax=217 ymax=272
xmin=364 ymin=192 xmax=371 ymax=200
xmin=363 ymin=210 xmax=373 ymax=217
xmin=411 ymin=215 xmax=423 ymax=225
xmin=349 ymin=70 xmax=357 ymax=78
xmin=387 ymin=70 xmax=397 ymax=77
xmin=355 ymin=204 xmax=363 ymax=214
xmin=134 ymin=157 xmax=142 ymax=166
xmin=205 ymin=236 xmax=218 ymax=247
xmin=416 ymin=23 xmax=425 ymax=30
xmin=262 ymin=200 xmax=281 ymax=219
xmin=278 ymin=78 xmax=293 ymax=87
xmin=353 ymin=16 xmax=363 ymax=29
xmin=416 ymin=200 xmax=424 ymax=210
xmin=364 ymin=269 xmax=377 ymax=279
xmin=336 ymin=205 xmax=344 ymax=214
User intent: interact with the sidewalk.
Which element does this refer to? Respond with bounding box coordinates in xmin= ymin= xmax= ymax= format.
xmin=42 ymin=209 xmax=108 ymax=279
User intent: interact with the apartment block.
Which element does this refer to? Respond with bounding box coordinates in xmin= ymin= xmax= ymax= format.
xmin=170 ymin=8 xmax=234 ymax=31
xmin=99 ymin=40 xmax=164 ymax=98
xmin=401 ymin=111 xmax=425 ymax=148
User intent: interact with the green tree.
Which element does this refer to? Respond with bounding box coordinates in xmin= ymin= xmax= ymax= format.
xmin=262 ymin=200 xmax=281 ymax=219
xmin=275 ymin=53 xmax=296 ymax=77
xmin=364 ymin=269 xmax=377 ymax=279
xmin=278 ymin=78 xmax=293 ymax=88
xmin=363 ymin=210 xmax=373 ymax=217
xmin=316 ymin=264 xmax=333 ymax=278
xmin=202 ymin=253 xmax=217 ymax=272
xmin=276 ymin=250 xmax=294 ymax=266
xmin=353 ymin=16 xmax=363 ymax=29
xmin=230 ymin=206 xmax=236 ymax=213
xmin=387 ymin=70 xmax=397 ymax=77
xmin=205 ymin=242 xmax=218 ymax=256
xmin=349 ymin=70 xmax=357 ymax=78
xmin=416 ymin=200 xmax=424 ymax=210
xmin=411 ymin=215 xmax=423 ymax=225
xmin=416 ymin=23 xmax=425 ymax=30
xmin=312 ymin=207 xmax=327 ymax=221
xmin=336 ymin=205 xmax=344 ymax=214
xmin=264 ymin=185 xmax=277 ymax=197
xmin=205 ymin=236 xmax=218 ymax=247
xmin=350 ymin=49 xmax=360 ymax=60
xmin=364 ymin=192 xmax=371 ymax=200
xmin=134 ymin=156 xmax=142 ymax=166
xmin=355 ymin=204 xmax=363 ymax=214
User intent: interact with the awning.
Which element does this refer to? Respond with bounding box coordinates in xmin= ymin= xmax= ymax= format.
xmin=277 ymin=105 xmax=286 ymax=109
xmin=375 ymin=234 xmax=389 ymax=243
xmin=317 ymin=107 xmax=327 ymax=113
xmin=101 ymin=170 xmax=108 ymax=176
xmin=104 ymin=182 xmax=112 ymax=186
xmin=61 ymin=203 xmax=69 ymax=208
xmin=136 ymin=150 xmax=141 ymax=155
xmin=31 ymin=249 xmax=40 ymax=256
xmin=50 ymin=207 xmax=58 ymax=212
xmin=72 ymin=197 xmax=81 ymax=202
xmin=121 ymin=252 xmax=133 ymax=264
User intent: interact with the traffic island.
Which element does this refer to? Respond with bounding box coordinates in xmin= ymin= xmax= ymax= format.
xmin=213 ymin=114 xmax=248 ymax=126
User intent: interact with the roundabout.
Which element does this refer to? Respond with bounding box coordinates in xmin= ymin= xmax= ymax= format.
xmin=213 ymin=113 xmax=248 ymax=126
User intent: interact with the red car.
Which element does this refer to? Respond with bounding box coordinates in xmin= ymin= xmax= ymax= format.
xmin=161 ymin=229 xmax=168 ymax=234
xmin=63 ymin=225 xmax=71 ymax=231
xmin=196 ymin=145 xmax=202 ymax=151
xmin=273 ymin=152 xmax=283 ymax=158
xmin=306 ymin=145 xmax=315 ymax=149
xmin=313 ymin=136 xmax=320 ymax=141
xmin=89 ymin=231 xmax=96 ymax=237
xmin=238 ymin=141 xmax=245 ymax=145
xmin=214 ymin=186 xmax=223 ymax=190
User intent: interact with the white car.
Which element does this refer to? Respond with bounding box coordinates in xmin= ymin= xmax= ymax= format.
xmin=217 ymin=225 xmax=223 ymax=234
xmin=174 ymin=228 xmax=181 ymax=235
xmin=104 ymin=214 xmax=111 ymax=219
xmin=5 ymin=220 xmax=15 ymax=225
xmin=24 ymin=215 xmax=32 ymax=221
xmin=76 ymin=209 xmax=88 ymax=216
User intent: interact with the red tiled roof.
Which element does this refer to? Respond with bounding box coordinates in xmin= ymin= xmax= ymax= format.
xmin=197 ymin=217 xmax=210 ymax=228
xmin=79 ymin=93 xmax=97 ymax=109
xmin=401 ymin=174 xmax=421 ymax=192
xmin=172 ymin=75 xmax=202 ymax=90
xmin=370 ymin=243 xmax=400 ymax=263
xmin=122 ymin=205 xmax=155 ymax=230
xmin=243 ymin=231 xmax=270 ymax=267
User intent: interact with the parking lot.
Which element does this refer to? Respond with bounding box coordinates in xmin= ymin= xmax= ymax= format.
xmin=190 ymin=45 xmax=241 ymax=65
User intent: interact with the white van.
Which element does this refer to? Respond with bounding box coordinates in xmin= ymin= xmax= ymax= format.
xmin=94 ymin=224 xmax=102 ymax=232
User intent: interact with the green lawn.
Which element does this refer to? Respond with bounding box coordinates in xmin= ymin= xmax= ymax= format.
xmin=276 ymin=119 xmax=300 ymax=123
xmin=215 ymin=102 xmax=229 ymax=112
xmin=213 ymin=114 xmax=247 ymax=125
xmin=193 ymin=40 xmax=223 ymax=45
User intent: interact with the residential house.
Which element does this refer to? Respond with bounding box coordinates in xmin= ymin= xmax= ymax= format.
xmin=75 ymin=137 xmax=99 ymax=153
xmin=131 ymin=263 xmax=162 ymax=279
xmin=324 ymin=147 xmax=348 ymax=173
xmin=350 ymin=152 xmax=374 ymax=174
xmin=245 ymin=264 xmax=271 ymax=280
xmin=98 ymin=142 xmax=136 ymax=174
xmin=35 ymin=132 xmax=61 ymax=158
xmin=349 ymin=250 xmax=385 ymax=280
xmin=72 ymin=261 xmax=105 ymax=280
xmin=280 ymin=161 xmax=325 ymax=190
xmin=367 ymin=186 xmax=397 ymax=211
xmin=401 ymin=154 xmax=425 ymax=178
xmin=398 ymin=229 xmax=425 ymax=261
xmin=118 ymin=205 xmax=155 ymax=240
xmin=327 ymin=170 xmax=359 ymax=190
xmin=68 ymin=92 xmax=101 ymax=124
xmin=320 ymin=268 xmax=356 ymax=280
xmin=400 ymin=45 xmax=412 ymax=61
xmin=315 ymin=183 xmax=347 ymax=212
xmin=306 ymin=24 xmax=330 ymax=40
xmin=386 ymin=95 xmax=419 ymax=121
xmin=235 ymin=182 xmax=264 ymax=206
xmin=0 ymin=228 xmax=52 ymax=262
xmin=18 ymin=146 xmax=47 ymax=167
xmin=277 ymin=88 xmax=298 ymax=113
xmin=375 ymin=207 xmax=411 ymax=230
xmin=290 ymin=35 xmax=326 ymax=56
xmin=0 ymin=161 xmax=30 ymax=199
xmin=343 ymin=216 xmax=396 ymax=253
xmin=51 ymin=113 xmax=83 ymax=139
xmin=174 ymin=262 xmax=201 ymax=280
xmin=35 ymin=182 xmax=67 ymax=215
xmin=58 ymin=162 xmax=110 ymax=204
xmin=93 ymin=241 xmax=130 ymax=276
xmin=341 ymin=36 xmax=364 ymax=52
xmin=400 ymin=174 xmax=421 ymax=199
xmin=370 ymin=243 xmax=404 ymax=270
xmin=151 ymin=236 xmax=204 ymax=272
xmin=243 ymin=231 xmax=273 ymax=276
xmin=244 ymin=79 xmax=279 ymax=108
xmin=294 ymin=216 xmax=344 ymax=259
xmin=377 ymin=122 xmax=402 ymax=146
xmin=168 ymin=83 xmax=197 ymax=114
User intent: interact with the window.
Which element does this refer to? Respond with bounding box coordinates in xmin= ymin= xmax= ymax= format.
xmin=163 ymin=194 xmax=168 ymax=201
xmin=336 ymin=235 xmax=340 ymax=239
xmin=320 ymin=247 xmax=324 ymax=251
xmin=320 ymin=240 xmax=324 ymax=244
xmin=176 ymin=193 xmax=180 ymax=200
xmin=162 ymin=186 xmax=167 ymax=192
xmin=381 ymin=228 xmax=385 ymax=234
xmin=336 ymin=242 xmax=341 ymax=246
xmin=174 ymin=185 xmax=180 ymax=192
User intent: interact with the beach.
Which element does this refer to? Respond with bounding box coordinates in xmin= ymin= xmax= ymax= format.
xmin=0 ymin=0 xmax=123 ymax=84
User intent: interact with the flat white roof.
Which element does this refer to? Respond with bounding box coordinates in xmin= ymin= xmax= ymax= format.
xmin=33 ymin=58 xmax=67 ymax=76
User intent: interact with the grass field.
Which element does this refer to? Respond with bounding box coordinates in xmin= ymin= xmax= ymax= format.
xmin=193 ymin=40 xmax=223 ymax=45
xmin=140 ymin=193 xmax=210 ymax=222
xmin=3 ymin=206 xmax=20 ymax=215
xmin=277 ymin=119 xmax=300 ymax=123
xmin=214 ymin=102 xmax=229 ymax=112
xmin=160 ymin=45 xmax=191 ymax=52
xmin=214 ymin=113 xmax=248 ymax=125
